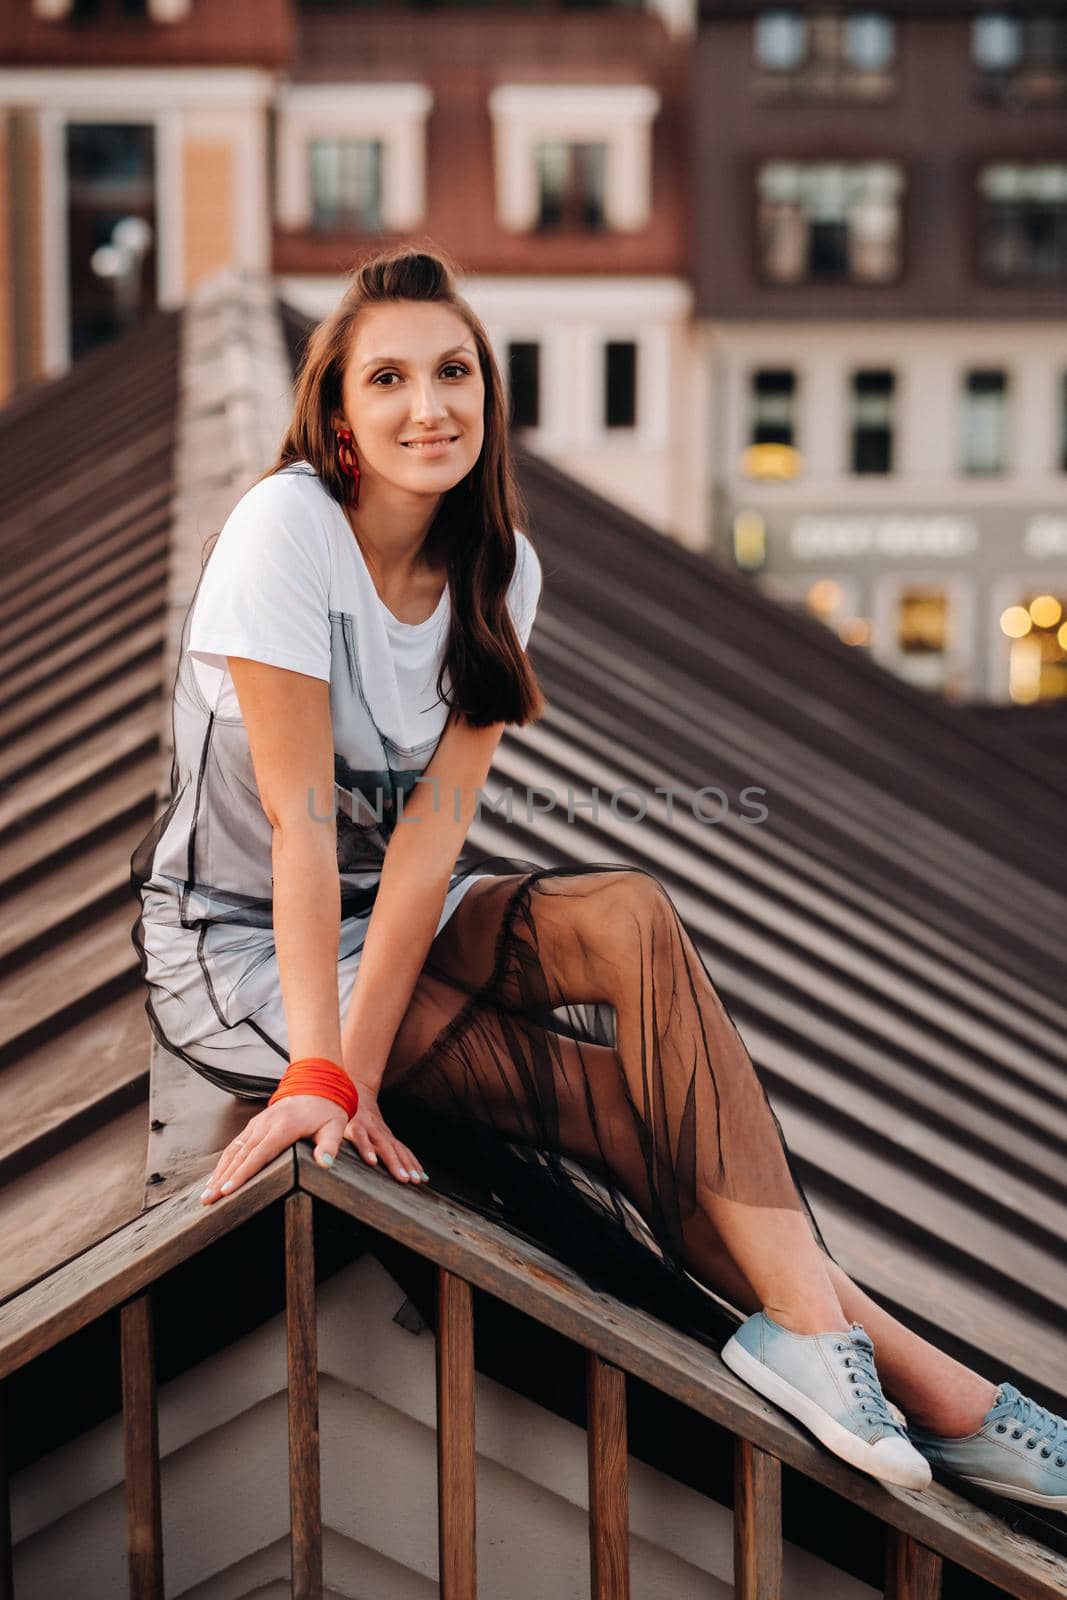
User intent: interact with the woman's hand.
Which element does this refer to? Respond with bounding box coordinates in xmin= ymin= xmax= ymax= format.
xmin=199 ymin=1093 xmax=347 ymax=1204
xmin=198 ymin=1082 xmax=429 ymax=1204
xmin=344 ymin=1078 xmax=430 ymax=1185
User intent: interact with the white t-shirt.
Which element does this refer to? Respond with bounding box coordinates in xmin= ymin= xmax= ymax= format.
xmin=187 ymin=459 xmax=542 ymax=734
xmin=129 ymin=457 xmax=544 ymax=1070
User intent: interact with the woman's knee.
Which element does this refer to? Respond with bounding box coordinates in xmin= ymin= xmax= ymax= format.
xmin=540 ymin=866 xmax=678 ymax=975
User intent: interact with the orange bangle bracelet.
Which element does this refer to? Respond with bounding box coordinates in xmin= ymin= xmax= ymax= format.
xmin=268 ymin=1056 xmax=359 ymax=1121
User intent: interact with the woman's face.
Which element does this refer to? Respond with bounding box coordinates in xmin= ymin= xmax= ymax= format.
xmin=335 ymin=300 xmax=486 ymax=505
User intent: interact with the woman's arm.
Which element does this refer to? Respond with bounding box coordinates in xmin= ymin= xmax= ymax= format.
xmin=340 ymin=710 xmax=508 ymax=1092
xmin=230 ymin=656 xmax=344 ymax=1063
xmin=199 ymin=655 xmax=364 ymax=1204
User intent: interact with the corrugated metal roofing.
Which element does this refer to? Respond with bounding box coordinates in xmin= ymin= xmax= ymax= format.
xmin=0 ymin=309 xmax=181 ymax=1303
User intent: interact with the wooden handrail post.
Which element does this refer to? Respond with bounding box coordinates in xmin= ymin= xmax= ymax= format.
xmin=285 ymin=1190 xmax=322 ymax=1599
xmin=436 ymin=1267 xmax=476 ymax=1600
xmin=0 ymin=1380 xmax=15 ymax=1600
xmin=120 ymin=1290 xmax=164 ymax=1600
xmin=886 ymin=1527 xmax=943 ymax=1599
xmin=734 ymin=1436 xmax=783 ymax=1600
xmin=587 ymin=1351 xmax=630 ymax=1599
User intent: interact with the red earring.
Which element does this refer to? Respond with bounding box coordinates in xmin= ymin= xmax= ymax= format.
xmin=335 ymin=427 xmax=361 ymax=508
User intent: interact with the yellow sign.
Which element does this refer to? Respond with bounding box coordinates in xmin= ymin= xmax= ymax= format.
xmin=740 ymin=442 xmax=805 ymax=480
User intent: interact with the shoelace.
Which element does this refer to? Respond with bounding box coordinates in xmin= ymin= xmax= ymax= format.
xmin=833 ymin=1326 xmax=908 ymax=1438
xmin=986 ymin=1383 xmax=1067 ymax=1466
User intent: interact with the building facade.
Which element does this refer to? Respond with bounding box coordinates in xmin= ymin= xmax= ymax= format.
xmin=6 ymin=1 xmax=1065 ymax=700
xmin=0 ymin=1 xmax=289 ymax=382
xmin=694 ymin=0 xmax=1067 ymax=703
xmin=0 ymin=0 xmax=706 ymax=547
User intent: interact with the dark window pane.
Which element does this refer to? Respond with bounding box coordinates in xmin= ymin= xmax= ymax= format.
xmin=978 ymin=163 xmax=1067 ymax=280
xmin=507 ymin=341 xmax=540 ymax=428
xmin=72 ymin=0 xmax=149 ymax=16
xmin=536 ymin=140 xmax=606 ymax=232
xmin=809 ymin=217 xmax=850 ymax=279
xmin=604 ymin=341 xmax=637 ymax=428
xmin=851 ymin=368 xmax=894 ymax=473
xmin=751 ymin=368 xmax=796 ymax=445
xmin=65 ymin=121 xmax=156 ymax=360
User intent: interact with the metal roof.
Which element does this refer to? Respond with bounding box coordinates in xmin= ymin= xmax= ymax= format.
xmin=0 ymin=308 xmax=181 ymax=1305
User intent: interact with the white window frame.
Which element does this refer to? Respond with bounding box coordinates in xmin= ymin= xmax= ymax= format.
xmin=487 ymin=84 xmax=660 ymax=234
xmin=275 ymin=83 xmax=432 ymax=233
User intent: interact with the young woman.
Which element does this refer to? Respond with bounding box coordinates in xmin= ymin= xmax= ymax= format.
xmin=131 ymin=245 xmax=1067 ymax=1509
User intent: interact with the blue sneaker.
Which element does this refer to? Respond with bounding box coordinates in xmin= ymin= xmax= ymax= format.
xmin=720 ymin=1312 xmax=932 ymax=1490
xmin=908 ymin=1382 xmax=1067 ymax=1509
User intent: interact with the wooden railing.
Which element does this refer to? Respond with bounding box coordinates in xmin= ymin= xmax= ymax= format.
xmin=1 ymin=1144 xmax=1065 ymax=1600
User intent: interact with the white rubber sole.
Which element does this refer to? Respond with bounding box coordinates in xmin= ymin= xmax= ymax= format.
xmin=951 ymin=1472 xmax=1067 ymax=1509
xmin=721 ymin=1334 xmax=932 ymax=1491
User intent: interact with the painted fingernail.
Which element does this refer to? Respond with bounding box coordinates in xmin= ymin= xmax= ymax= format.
xmin=366 ymin=1152 xmax=377 ymax=1164
xmin=319 ymin=1152 xmax=334 ymax=1168
xmin=419 ymin=1171 xmax=430 ymax=1181
xmin=200 ymin=1187 xmax=214 ymax=1201
xmin=408 ymin=1169 xmax=420 ymax=1181
xmin=220 ymin=1180 xmax=233 ymax=1193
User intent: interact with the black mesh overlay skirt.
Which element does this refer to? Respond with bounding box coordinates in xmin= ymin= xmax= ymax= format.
xmin=368 ymin=855 xmax=840 ymax=1353
xmin=138 ymin=851 xmax=840 ymax=1353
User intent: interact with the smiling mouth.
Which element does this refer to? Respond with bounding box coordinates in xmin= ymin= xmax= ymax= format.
xmin=401 ymin=436 xmax=459 ymax=451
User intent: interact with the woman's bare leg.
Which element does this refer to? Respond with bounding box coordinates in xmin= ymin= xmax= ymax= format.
xmin=824 ymin=1263 xmax=998 ymax=1432
xmin=496 ymin=869 xmax=850 ymax=1332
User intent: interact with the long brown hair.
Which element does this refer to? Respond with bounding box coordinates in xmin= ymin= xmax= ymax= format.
xmin=260 ymin=244 xmax=545 ymax=730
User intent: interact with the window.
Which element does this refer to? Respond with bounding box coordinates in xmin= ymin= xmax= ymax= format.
xmin=754 ymin=9 xmax=808 ymax=69
xmin=972 ymin=10 xmax=1067 ymax=104
xmin=69 ymin=0 xmax=149 ymax=16
xmin=897 ymin=587 xmax=949 ymax=656
xmin=973 ymin=11 xmax=1023 ymax=70
xmin=753 ymin=8 xmax=896 ymax=98
xmin=37 ymin=0 xmax=189 ymax=14
xmin=535 ymin=141 xmax=607 ymax=232
xmin=507 ymin=342 xmax=541 ymax=429
xmin=977 ymin=163 xmax=1067 ymax=281
xmin=309 ymin=139 xmax=382 ymax=231
xmin=275 ymin=84 xmax=432 ymax=234
xmin=604 ymin=341 xmax=637 ymax=428
xmin=757 ymin=161 xmax=904 ymax=284
xmin=750 ymin=368 xmax=797 ymax=446
xmin=1000 ymin=591 xmax=1067 ymax=701
xmin=65 ymin=122 xmax=156 ymax=361
xmin=488 ymin=85 xmax=659 ymax=234
xmin=850 ymin=369 xmax=895 ymax=473
xmin=960 ymin=369 xmax=1009 ymax=474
